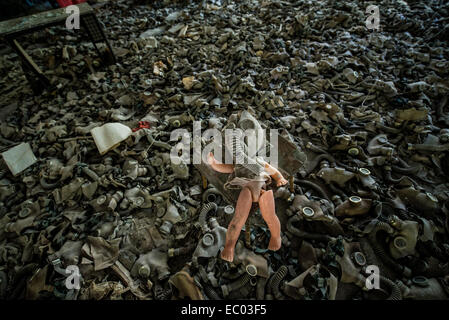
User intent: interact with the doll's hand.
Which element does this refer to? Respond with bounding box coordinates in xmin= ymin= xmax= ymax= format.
xmin=207 ymin=152 xmax=215 ymax=165
xmin=276 ymin=177 xmax=288 ymax=187
xmin=263 ymin=162 xmax=288 ymax=186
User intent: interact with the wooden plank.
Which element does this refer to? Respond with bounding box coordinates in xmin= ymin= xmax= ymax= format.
xmin=12 ymin=39 xmax=44 ymax=75
xmin=0 ymin=2 xmax=93 ymax=37
xmin=276 ymin=134 xmax=307 ymax=176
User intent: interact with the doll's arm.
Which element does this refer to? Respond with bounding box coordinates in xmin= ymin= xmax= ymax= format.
xmin=260 ymin=160 xmax=288 ymax=187
xmin=207 ymin=152 xmax=234 ymax=173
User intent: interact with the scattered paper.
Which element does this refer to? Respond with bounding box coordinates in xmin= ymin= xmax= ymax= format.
xmin=90 ymin=123 xmax=132 ymax=155
xmin=2 ymin=142 xmax=37 ymax=176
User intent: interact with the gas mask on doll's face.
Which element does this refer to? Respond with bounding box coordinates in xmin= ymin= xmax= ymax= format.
xmin=221 ymin=111 xmax=267 ymax=169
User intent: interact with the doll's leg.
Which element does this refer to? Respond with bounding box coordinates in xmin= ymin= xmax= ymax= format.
xmin=221 ymin=187 xmax=252 ymax=262
xmin=207 ymin=152 xmax=234 ymax=173
xmin=259 ymin=190 xmax=282 ymax=251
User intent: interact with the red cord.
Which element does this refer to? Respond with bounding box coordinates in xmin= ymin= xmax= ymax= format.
xmin=132 ymin=121 xmax=151 ymax=132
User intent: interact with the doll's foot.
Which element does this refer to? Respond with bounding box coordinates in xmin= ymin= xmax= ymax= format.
xmin=220 ymin=247 xmax=234 ymax=262
xmin=268 ymin=236 xmax=282 ymax=251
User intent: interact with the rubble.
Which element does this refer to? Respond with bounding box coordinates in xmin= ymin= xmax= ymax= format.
xmin=0 ymin=0 xmax=449 ymax=301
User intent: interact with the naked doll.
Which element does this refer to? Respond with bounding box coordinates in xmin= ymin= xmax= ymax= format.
xmin=207 ymin=150 xmax=288 ymax=262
